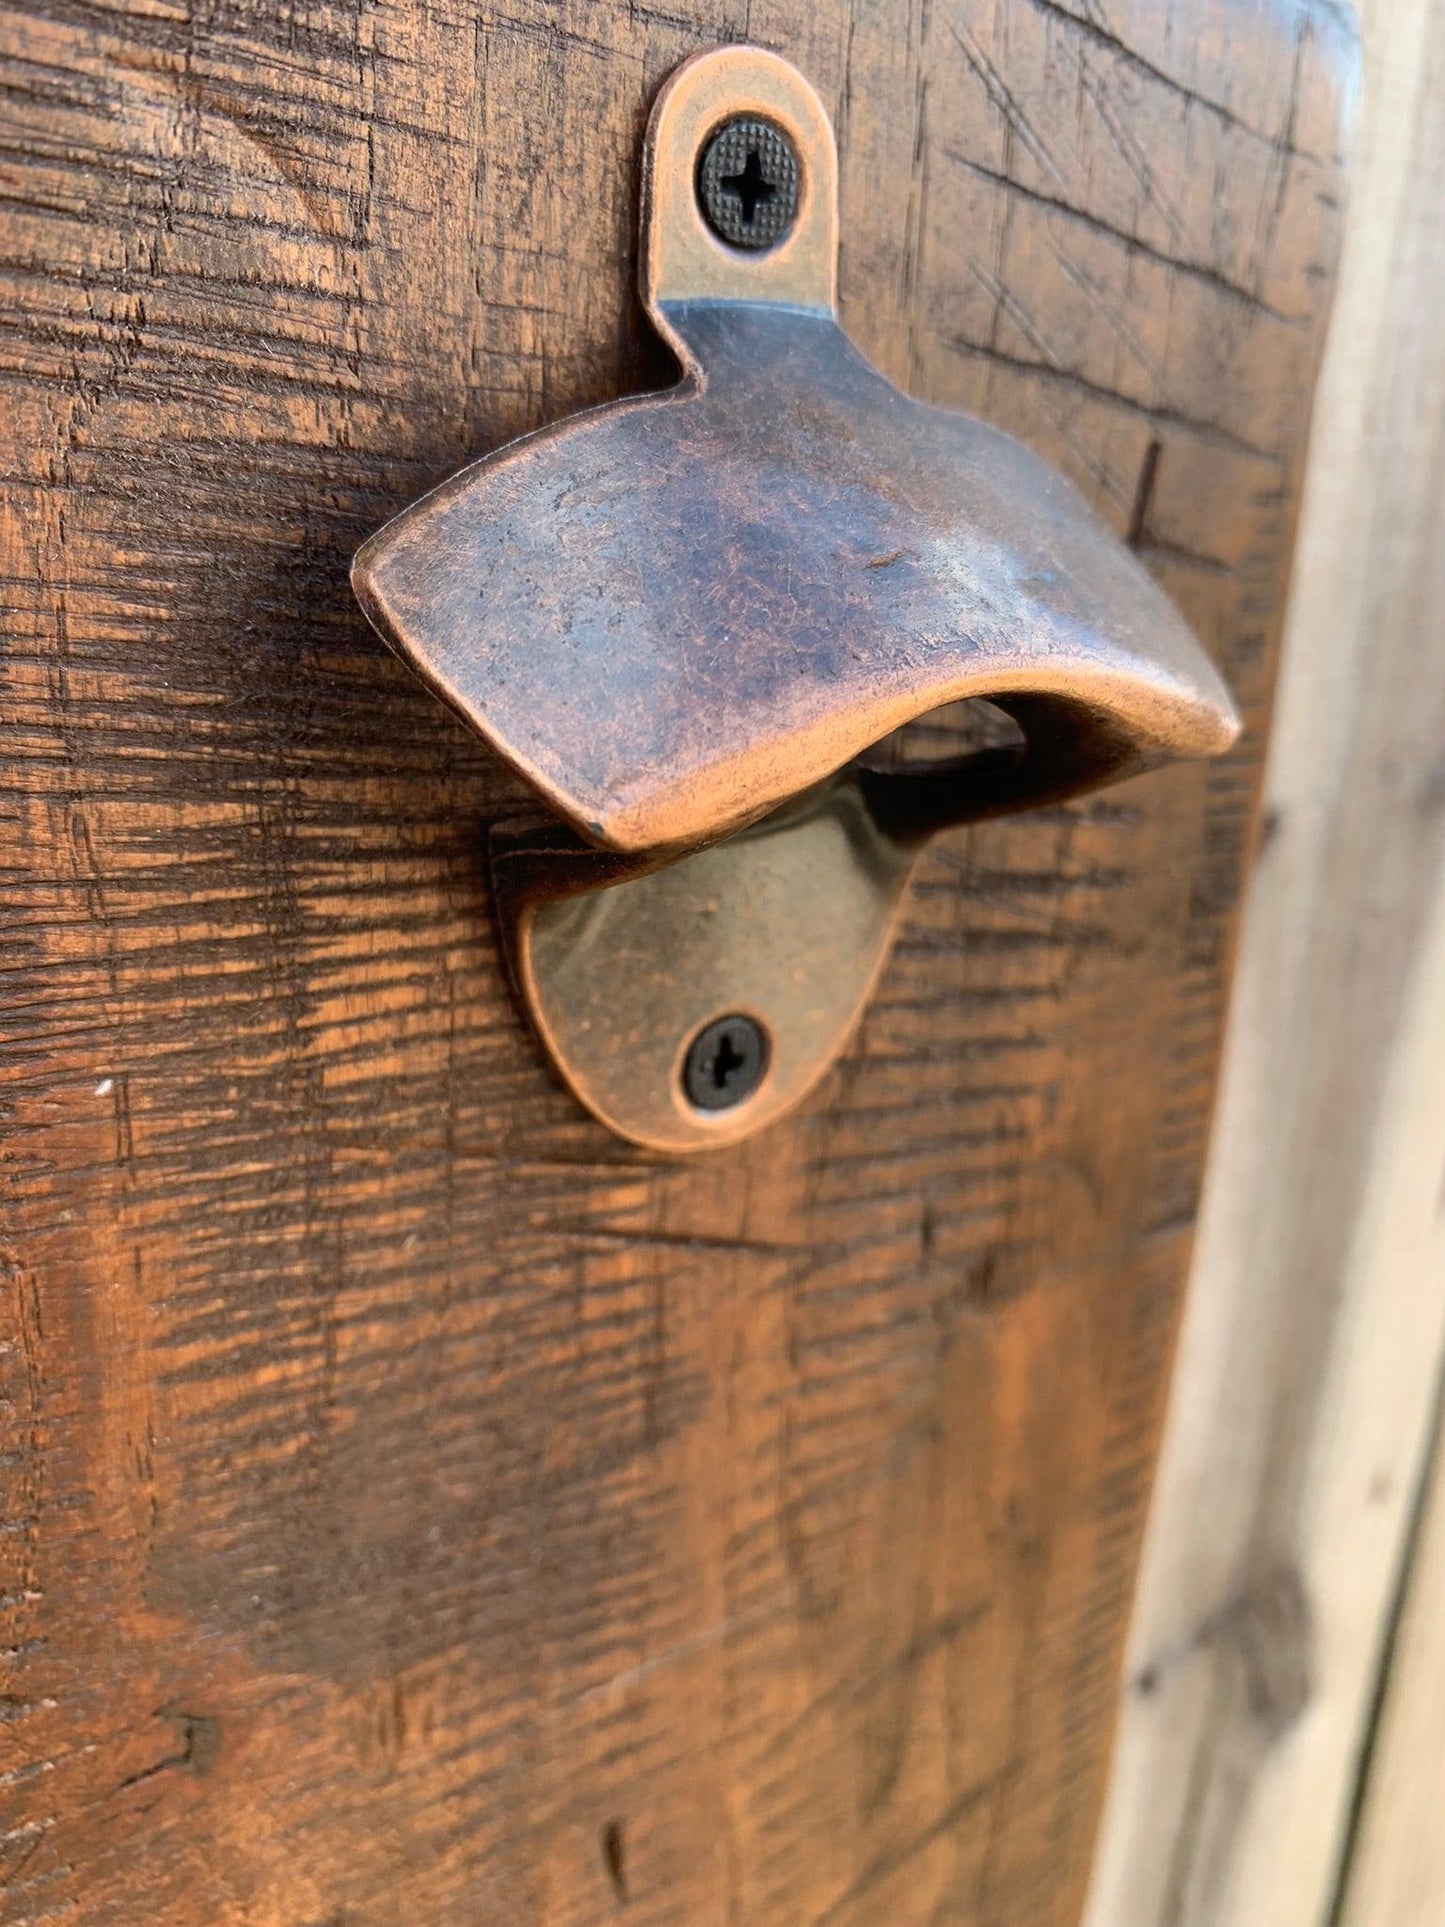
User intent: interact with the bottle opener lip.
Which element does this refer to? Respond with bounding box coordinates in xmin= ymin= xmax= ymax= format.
xmin=351 ymin=44 xmax=1241 ymax=1153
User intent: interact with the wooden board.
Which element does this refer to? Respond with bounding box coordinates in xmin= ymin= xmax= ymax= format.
xmin=0 ymin=2 xmax=1353 ymax=1922
xmin=1084 ymin=0 xmax=1445 ymax=1918
xmin=1337 ymin=1399 xmax=1445 ymax=1927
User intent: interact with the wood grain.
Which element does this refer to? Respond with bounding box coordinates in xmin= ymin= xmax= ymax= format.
xmin=1084 ymin=0 xmax=1445 ymax=1918
xmin=0 ymin=2 xmax=1352 ymax=1921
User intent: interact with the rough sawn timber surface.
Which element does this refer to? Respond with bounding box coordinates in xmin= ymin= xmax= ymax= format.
xmin=0 ymin=2 xmax=1352 ymax=1923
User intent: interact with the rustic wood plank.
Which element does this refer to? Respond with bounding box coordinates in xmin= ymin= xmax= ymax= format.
xmin=0 ymin=1 xmax=1351 ymax=1921
xmin=1084 ymin=0 xmax=1445 ymax=1919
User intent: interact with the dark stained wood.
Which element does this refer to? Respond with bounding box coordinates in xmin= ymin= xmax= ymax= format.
xmin=0 ymin=2 xmax=1353 ymax=1922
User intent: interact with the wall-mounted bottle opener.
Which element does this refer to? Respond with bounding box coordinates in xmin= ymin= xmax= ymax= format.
xmin=352 ymin=43 xmax=1239 ymax=1154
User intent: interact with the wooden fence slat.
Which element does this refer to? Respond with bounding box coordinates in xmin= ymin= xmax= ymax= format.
xmin=1337 ymin=1396 xmax=1445 ymax=1927
xmin=1083 ymin=1 xmax=1445 ymax=1920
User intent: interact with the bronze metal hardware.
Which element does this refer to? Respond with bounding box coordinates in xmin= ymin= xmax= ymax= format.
xmin=352 ymin=44 xmax=1241 ymax=1154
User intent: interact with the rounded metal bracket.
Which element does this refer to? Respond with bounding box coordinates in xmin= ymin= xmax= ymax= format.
xmin=489 ymin=776 xmax=921 ymax=1153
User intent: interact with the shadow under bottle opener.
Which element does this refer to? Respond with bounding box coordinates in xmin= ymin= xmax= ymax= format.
xmin=351 ymin=44 xmax=1240 ymax=1154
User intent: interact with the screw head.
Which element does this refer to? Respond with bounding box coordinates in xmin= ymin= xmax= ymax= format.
xmin=682 ymin=1013 xmax=770 ymax=1111
xmin=696 ymin=116 xmax=800 ymax=251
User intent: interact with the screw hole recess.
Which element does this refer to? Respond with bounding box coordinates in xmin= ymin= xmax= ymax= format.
xmin=682 ymin=1013 xmax=770 ymax=1111
xmin=695 ymin=115 xmax=801 ymax=251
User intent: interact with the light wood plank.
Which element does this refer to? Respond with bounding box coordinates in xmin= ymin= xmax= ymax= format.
xmin=1338 ymin=1402 xmax=1445 ymax=1927
xmin=1083 ymin=0 xmax=1445 ymax=1920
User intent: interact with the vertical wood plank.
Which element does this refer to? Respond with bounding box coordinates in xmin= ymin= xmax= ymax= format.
xmin=1336 ymin=1395 xmax=1445 ymax=1927
xmin=1084 ymin=0 xmax=1445 ymax=1919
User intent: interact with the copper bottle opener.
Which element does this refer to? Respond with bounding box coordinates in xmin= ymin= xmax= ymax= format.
xmin=352 ymin=44 xmax=1239 ymax=1153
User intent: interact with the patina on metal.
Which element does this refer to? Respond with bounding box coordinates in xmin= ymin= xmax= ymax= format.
xmin=352 ymin=44 xmax=1241 ymax=1154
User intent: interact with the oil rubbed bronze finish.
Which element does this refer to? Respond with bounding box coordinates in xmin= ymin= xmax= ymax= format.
xmin=352 ymin=44 xmax=1241 ymax=1153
